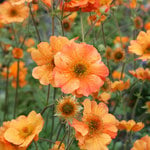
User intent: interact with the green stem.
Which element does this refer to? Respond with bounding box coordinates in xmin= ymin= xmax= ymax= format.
xmin=58 ymin=131 xmax=68 ymax=150
xmin=131 ymin=82 xmax=144 ymax=119
xmin=34 ymin=141 xmax=38 ymax=150
xmin=80 ymin=11 xmax=84 ymax=42
xmin=40 ymin=104 xmax=54 ymax=115
xmin=13 ymin=59 xmax=20 ymax=118
xmin=29 ymin=3 xmax=41 ymax=42
xmin=3 ymin=64 xmax=9 ymax=121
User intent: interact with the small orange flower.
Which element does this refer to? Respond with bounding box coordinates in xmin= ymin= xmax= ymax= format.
xmin=131 ymin=135 xmax=150 ymax=150
xmin=50 ymin=141 xmax=65 ymax=150
xmin=144 ymin=22 xmax=150 ymax=30
xmin=114 ymin=36 xmax=129 ymax=48
xmin=129 ymin=68 xmax=150 ymax=81
xmin=67 ymin=12 xmax=77 ymax=22
xmin=31 ymin=36 xmax=71 ymax=86
xmin=0 ymin=2 xmax=29 ymax=24
xmin=143 ymin=101 xmax=150 ymax=113
xmin=128 ymin=30 xmax=150 ymax=60
xmin=71 ymin=99 xmax=118 ymax=150
xmin=129 ymin=0 xmax=137 ymax=9
xmin=111 ymin=79 xmax=130 ymax=92
xmin=98 ymin=92 xmax=111 ymax=103
xmin=24 ymin=38 xmax=35 ymax=47
xmin=112 ymin=48 xmax=125 ymax=63
xmin=54 ymin=42 xmax=109 ymax=96
xmin=56 ymin=96 xmax=80 ymax=120
xmin=118 ymin=120 xmax=144 ymax=132
xmin=12 ymin=48 xmax=23 ymax=59
xmin=1 ymin=61 xmax=27 ymax=88
xmin=3 ymin=111 xmax=44 ymax=148
xmin=112 ymin=70 xmax=125 ymax=79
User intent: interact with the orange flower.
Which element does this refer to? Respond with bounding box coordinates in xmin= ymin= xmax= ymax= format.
xmin=118 ymin=120 xmax=144 ymax=132
xmin=64 ymin=0 xmax=112 ymax=12
xmin=12 ymin=48 xmax=23 ymax=59
xmin=0 ymin=122 xmax=26 ymax=150
xmin=128 ymin=30 xmax=150 ymax=60
xmin=114 ymin=36 xmax=129 ymax=48
xmin=3 ymin=111 xmax=44 ymax=148
xmin=31 ymin=36 xmax=71 ymax=86
xmin=143 ymin=101 xmax=150 ymax=113
xmin=50 ymin=141 xmax=65 ymax=150
xmin=1 ymin=61 xmax=27 ymax=88
xmin=144 ymin=22 xmax=150 ymax=30
xmin=112 ymin=70 xmax=125 ymax=79
xmin=41 ymin=0 xmax=51 ymax=7
xmin=54 ymin=42 xmax=109 ymax=96
xmin=67 ymin=12 xmax=77 ymax=22
xmin=71 ymin=99 xmax=118 ymax=150
xmin=129 ymin=0 xmax=136 ymax=9
xmin=24 ymin=38 xmax=35 ymax=47
xmin=131 ymin=135 xmax=150 ymax=150
xmin=98 ymin=92 xmax=111 ymax=103
xmin=56 ymin=96 xmax=80 ymax=120
xmin=111 ymin=79 xmax=130 ymax=92
xmin=0 ymin=2 xmax=29 ymax=24
xmin=129 ymin=68 xmax=150 ymax=81
xmin=112 ymin=48 xmax=125 ymax=63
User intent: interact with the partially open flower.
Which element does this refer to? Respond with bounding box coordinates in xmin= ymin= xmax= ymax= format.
xmin=129 ymin=68 xmax=150 ymax=81
xmin=118 ymin=120 xmax=144 ymax=132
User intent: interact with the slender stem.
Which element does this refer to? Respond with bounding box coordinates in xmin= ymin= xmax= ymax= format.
xmin=46 ymin=85 xmax=51 ymax=106
xmin=131 ymin=82 xmax=144 ymax=119
xmin=3 ymin=64 xmax=9 ymax=121
xmin=66 ymin=137 xmax=74 ymax=150
xmin=80 ymin=11 xmax=84 ymax=42
xmin=58 ymin=131 xmax=68 ymax=149
xmin=40 ymin=104 xmax=54 ymax=115
xmin=55 ymin=121 xmax=64 ymax=141
xmin=123 ymin=132 xmax=129 ymax=150
xmin=13 ymin=59 xmax=20 ymax=118
xmin=39 ymin=137 xmax=55 ymax=144
xmin=34 ymin=141 xmax=38 ymax=150
xmin=29 ymin=3 xmax=41 ymax=42
xmin=120 ymin=62 xmax=126 ymax=80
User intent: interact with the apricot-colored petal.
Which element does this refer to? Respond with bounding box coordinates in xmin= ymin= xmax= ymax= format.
xmin=54 ymin=52 xmax=72 ymax=69
xmin=90 ymin=62 xmax=109 ymax=78
xmin=77 ymin=75 xmax=104 ymax=96
xmin=82 ymin=99 xmax=92 ymax=115
xmin=4 ymin=128 xmax=24 ymax=145
xmin=32 ymin=65 xmax=53 ymax=85
xmin=61 ymin=78 xmax=80 ymax=94
xmin=71 ymin=119 xmax=89 ymax=136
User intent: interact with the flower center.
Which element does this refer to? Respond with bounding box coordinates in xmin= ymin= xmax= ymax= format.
xmin=62 ymin=102 xmax=74 ymax=115
xmin=74 ymin=64 xmax=86 ymax=77
xmin=21 ymin=126 xmax=32 ymax=138
xmin=87 ymin=116 xmax=103 ymax=135
xmin=146 ymin=45 xmax=150 ymax=53
xmin=9 ymin=8 xmax=18 ymax=17
xmin=63 ymin=22 xmax=70 ymax=29
xmin=115 ymin=52 xmax=123 ymax=59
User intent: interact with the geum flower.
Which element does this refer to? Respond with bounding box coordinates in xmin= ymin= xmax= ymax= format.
xmin=131 ymin=135 xmax=150 ymax=150
xmin=118 ymin=120 xmax=144 ymax=132
xmin=128 ymin=30 xmax=150 ymax=60
xmin=3 ymin=111 xmax=44 ymax=148
xmin=71 ymin=99 xmax=118 ymax=150
xmin=31 ymin=36 xmax=71 ymax=86
xmin=129 ymin=68 xmax=150 ymax=81
xmin=53 ymin=42 xmax=109 ymax=96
